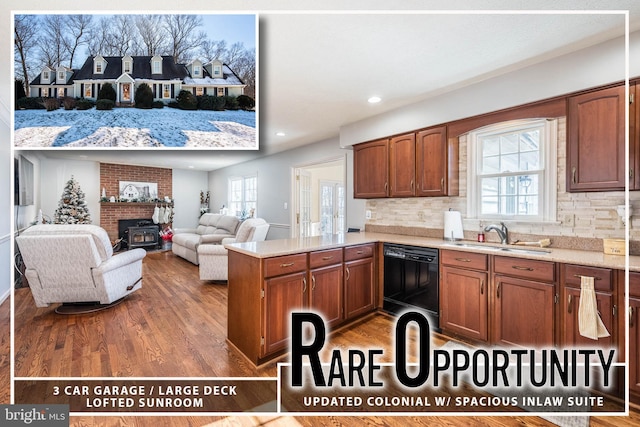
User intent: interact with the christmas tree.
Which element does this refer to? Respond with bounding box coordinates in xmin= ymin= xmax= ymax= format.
xmin=54 ymin=176 xmax=92 ymax=224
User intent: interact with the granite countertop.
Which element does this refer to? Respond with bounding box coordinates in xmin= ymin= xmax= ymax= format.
xmin=226 ymin=231 xmax=639 ymax=272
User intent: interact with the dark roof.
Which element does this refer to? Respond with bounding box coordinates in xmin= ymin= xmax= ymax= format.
xmin=30 ymin=69 xmax=78 ymax=86
xmin=73 ymin=55 xmax=189 ymax=81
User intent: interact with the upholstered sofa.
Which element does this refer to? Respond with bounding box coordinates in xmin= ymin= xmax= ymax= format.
xmin=171 ymin=213 xmax=240 ymax=265
xmin=16 ymin=224 xmax=146 ymax=308
xmin=198 ymin=218 xmax=270 ymax=281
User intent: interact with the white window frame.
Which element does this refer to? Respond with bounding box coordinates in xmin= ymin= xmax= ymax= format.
xmin=228 ymin=174 xmax=258 ymax=218
xmin=153 ymin=60 xmax=161 ymax=74
xmin=95 ymin=61 xmax=103 ymax=74
xmin=213 ymin=65 xmax=222 ymax=76
xmin=195 ymin=87 xmax=204 ymax=96
xmin=84 ymin=84 xmax=92 ymax=98
xmin=217 ymin=87 xmax=225 ymax=97
xmin=466 ymin=119 xmax=557 ymax=223
xmin=42 ymin=70 xmax=50 ymax=81
xmin=124 ymin=61 xmax=131 ymax=74
xmin=193 ymin=65 xmax=201 ymax=77
xmin=163 ymin=84 xmax=171 ymax=99
xmin=58 ymin=70 xmax=65 ymax=81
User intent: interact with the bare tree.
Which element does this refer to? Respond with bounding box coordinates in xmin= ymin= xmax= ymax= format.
xmin=86 ymin=16 xmax=111 ymax=56
xmin=64 ymin=15 xmax=93 ymax=68
xmin=199 ymin=39 xmax=227 ymax=63
xmin=224 ymin=42 xmax=245 ymax=68
xmin=103 ymin=15 xmax=138 ymax=56
xmin=232 ymin=48 xmax=256 ymax=99
xmin=136 ymin=15 xmax=167 ymax=56
xmin=14 ymin=15 xmax=40 ymax=95
xmin=40 ymin=15 xmax=67 ymax=68
xmin=164 ymin=15 xmax=203 ymax=63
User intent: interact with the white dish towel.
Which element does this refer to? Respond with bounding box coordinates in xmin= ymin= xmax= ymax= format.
xmin=578 ymin=275 xmax=610 ymax=340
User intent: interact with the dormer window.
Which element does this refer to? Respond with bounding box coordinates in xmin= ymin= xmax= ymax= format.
xmin=58 ymin=70 xmax=65 ymax=81
xmin=152 ymin=57 xmax=162 ymax=74
xmin=213 ymin=65 xmax=221 ymax=77
xmin=124 ymin=61 xmax=131 ymax=73
xmin=95 ymin=61 xmax=103 ymax=74
xmin=194 ymin=65 xmax=201 ymax=77
xmin=43 ymin=70 xmax=50 ymax=81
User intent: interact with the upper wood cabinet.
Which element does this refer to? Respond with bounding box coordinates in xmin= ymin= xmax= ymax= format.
xmin=354 ymin=126 xmax=458 ymax=199
xmin=631 ymin=83 xmax=640 ymax=190
xmin=416 ymin=126 xmax=458 ymax=197
xmin=353 ymin=139 xmax=389 ymax=198
xmin=389 ymin=133 xmax=416 ymax=197
xmin=567 ymin=85 xmax=626 ymax=192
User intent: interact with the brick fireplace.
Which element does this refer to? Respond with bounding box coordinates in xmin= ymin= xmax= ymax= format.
xmin=100 ymin=163 xmax=172 ymax=241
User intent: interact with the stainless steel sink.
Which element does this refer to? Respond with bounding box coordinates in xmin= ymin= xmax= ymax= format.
xmin=444 ymin=242 xmax=549 ymax=255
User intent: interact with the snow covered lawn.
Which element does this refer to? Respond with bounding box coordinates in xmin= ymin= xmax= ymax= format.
xmin=14 ymin=107 xmax=256 ymax=148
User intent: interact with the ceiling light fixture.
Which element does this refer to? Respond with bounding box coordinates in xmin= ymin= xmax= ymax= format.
xmin=276 ymin=132 xmax=286 ymax=137
xmin=368 ymin=96 xmax=381 ymax=104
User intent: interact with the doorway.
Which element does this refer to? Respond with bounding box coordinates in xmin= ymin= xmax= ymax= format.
xmin=292 ymin=156 xmax=346 ymax=238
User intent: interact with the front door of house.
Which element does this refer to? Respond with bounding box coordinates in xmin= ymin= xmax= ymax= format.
xmin=121 ymin=83 xmax=131 ymax=102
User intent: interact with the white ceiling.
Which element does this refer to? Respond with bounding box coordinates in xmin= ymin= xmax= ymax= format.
xmin=34 ymin=2 xmax=640 ymax=171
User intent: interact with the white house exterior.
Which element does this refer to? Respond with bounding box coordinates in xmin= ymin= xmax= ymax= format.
xmin=29 ymin=55 xmax=246 ymax=104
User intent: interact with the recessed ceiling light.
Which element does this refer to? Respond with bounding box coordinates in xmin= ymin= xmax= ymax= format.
xmin=276 ymin=132 xmax=286 ymax=137
xmin=188 ymin=165 xmax=195 ymax=169
xmin=368 ymin=96 xmax=381 ymax=104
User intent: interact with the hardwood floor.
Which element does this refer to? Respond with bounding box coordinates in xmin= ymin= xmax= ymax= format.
xmin=11 ymin=251 xmax=640 ymax=426
xmin=0 ymin=298 xmax=10 ymax=404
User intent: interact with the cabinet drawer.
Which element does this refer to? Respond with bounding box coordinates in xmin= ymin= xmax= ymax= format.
xmin=344 ymin=244 xmax=375 ymax=261
xmin=441 ymin=250 xmax=487 ymax=271
xmin=310 ymin=248 xmax=343 ymax=269
xmin=563 ymin=264 xmax=613 ymax=292
xmin=494 ymin=256 xmax=555 ymax=282
xmin=264 ymin=253 xmax=308 ymax=278
xmin=630 ymin=271 xmax=640 ymax=298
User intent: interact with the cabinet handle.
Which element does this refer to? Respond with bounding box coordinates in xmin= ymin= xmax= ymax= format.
xmin=571 ymin=166 xmax=577 ymax=184
xmin=512 ymin=265 xmax=534 ymax=271
xmin=322 ymin=256 xmax=334 ymax=261
xmin=631 ymin=307 xmax=635 ymax=328
xmin=568 ymin=294 xmax=573 ymax=313
xmin=455 ymin=257 xmax=472 ymax=263
xmin=302 ymin=277 xmax=307 ymax=293
xmin=312 ymin=275 xmax=316 ymax=291
xmin=346 ymin=267 xmax=350 ymax=281
xmin=280 ymin=262 xmax=294 ymax=268
xmin=480 ymin=279 xmax=484 ymax=295
xmin=441 ymin=177 xmax=444 ymax=191
xmin=631 ymin=168 xmax=635 ymax=181
xmin=496 ymin=282 xmax=501 ymax=299
xmin=356 ymin=250 xmax=365 ymax=255
xmin=384 ymin=182 xmax=388 ymax=192
xmin=572 ymin=274 xmax=601 ymax=281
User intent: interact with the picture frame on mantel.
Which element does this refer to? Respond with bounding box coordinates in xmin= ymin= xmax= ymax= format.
xmin=118 ymin=181 xmax=158 ymax=201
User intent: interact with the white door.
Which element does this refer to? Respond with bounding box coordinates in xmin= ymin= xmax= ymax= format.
xmin=298 ymin=171 xmax=312 ymax=237
xmin=319 ymin=180 xmax=345 ymax=234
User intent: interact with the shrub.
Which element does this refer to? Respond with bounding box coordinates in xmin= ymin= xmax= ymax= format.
xmin=197 ymin=95 xmax=215 ymax=111
xmin=63 ymin=97 xmax=76 ymax=110
xmin=152 ymin=100 xmax=165 ymax=109
xmin=76 ymin=99 xmax=94 ymax=110
xmin=97 ymin=82 xmax=117 ymax=102
xmin=167 ymin=101 xmax=180 ymax=109
xmin=224 ymin=96 xmax=239 ymax=111
xmin=212 ymin=96 xmax=226 ymax=111
xmin=134 ymin=83 xmax=154 ymax=109
xmin=14 ymin=80 xmax=26 ymax=108
xmin=237 ymin=95 xmax=255 ymax=111
xmin=17 ymin=97 xmax=45 ymax=110
xmin=176 ymin=90 xmax=197 ymax=110
xmin=96 ymin=99 xmax=115 ymax=110
xmin=42 ymin=97 xmax=59 ymax=112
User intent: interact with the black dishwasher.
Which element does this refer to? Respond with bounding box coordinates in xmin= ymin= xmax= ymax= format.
xmin=383 ymin=243 xmax=439 ymax=329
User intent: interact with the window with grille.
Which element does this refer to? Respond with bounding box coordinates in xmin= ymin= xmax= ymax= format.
xmin=228 ymin=175 xmax=258 ymax=218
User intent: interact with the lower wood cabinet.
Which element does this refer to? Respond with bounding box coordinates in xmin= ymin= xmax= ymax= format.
xmin=344 ymin=244 xmax=375 ymax=320
xmin=628 ymin=271 xmax=640 ymax=403
xmin=263 ymin=271 xmax=307 ymax=355
xmin=309 ymin=248 xmax=344 ymax=329
xmin=440 ymin=250 xmax=489 ymax=342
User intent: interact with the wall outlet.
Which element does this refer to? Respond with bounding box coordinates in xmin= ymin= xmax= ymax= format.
xmin=365 ymin=210 xmax=372 ymax=220
xmin=563 ymin=214 xmax=575 ymax=227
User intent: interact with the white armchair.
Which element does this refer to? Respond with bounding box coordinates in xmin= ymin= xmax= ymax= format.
xmin=16 ymin=224 xmax=146 ymax=309
xmin=198 ymin=218 xmax=270 ymax=281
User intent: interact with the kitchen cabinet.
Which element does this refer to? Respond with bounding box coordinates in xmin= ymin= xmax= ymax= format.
xmin=262 ymin=253 xmax=309 ymax=356
xmin=344 ymin=244 xmax=376 ymax=320
xmin=629 ymin=271 xmax=640 ymax=403
xmin=567 ymin=85 xmax=626 ymax=192
xmin=354 ymin=139 xmax=389 ymax=198
xmin=560 ymin=264 xmax=617 ymax=352
xmin=440 ymin=250 xmax=489 ymax=342
xmin=415 ymin=126 xmax=458 ymax=197
xmin=354 ymin=125 xmax=457 ymax=198
xmin=309 ymin=248 xmax=344 ymax=329
xmin=631 ymin=82 xmax=640 ymax=190
xmin=389 ymin=133 xmax=416 ymax=197
xmin=492 ymin=256 xmax=556 ymax=348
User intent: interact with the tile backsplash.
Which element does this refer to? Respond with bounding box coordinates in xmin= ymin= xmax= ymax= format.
xmin=364 ymin=117 xmax=636 ymax=252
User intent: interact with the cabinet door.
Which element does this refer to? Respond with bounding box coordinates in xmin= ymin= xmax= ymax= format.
xmin=440 ymin=266 xmax=488 ymax=342
xmin=354 ymin=139 xmax=389 ymax=198
xmin=344 ymin=257 xmax=375 ymax=320
xmin=562 ymin=287 xmax=615 ymax=350
xmin=310 ymin=264 xmax=343 ymax=329
xmin=631 ymin=83 xmax=640 ymax=190
xmin=416 ymin=126 xmax=457 ymax=196
xmin=389 ymin=133 xmax=416 ymax=197
xmin=262 ymin=271 xmax=307 ymax=356
xmin=567 ymin=85 xmax=625 ymax=191
xmin=630 ymin=296 xmax=640 ymax=398
xmin=493 ymin=275 xmax=555 ymax=348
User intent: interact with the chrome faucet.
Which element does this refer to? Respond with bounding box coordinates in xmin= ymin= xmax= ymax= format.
xmin=484 ymin=222 xmax=509 ymax=244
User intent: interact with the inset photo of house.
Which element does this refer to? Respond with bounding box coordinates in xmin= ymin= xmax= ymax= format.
xmin=13 ymin=13 xmax=257 ymax=148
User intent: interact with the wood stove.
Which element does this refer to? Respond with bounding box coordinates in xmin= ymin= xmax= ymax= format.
xmin=118 ymin=219 xmax=160 ymax=250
